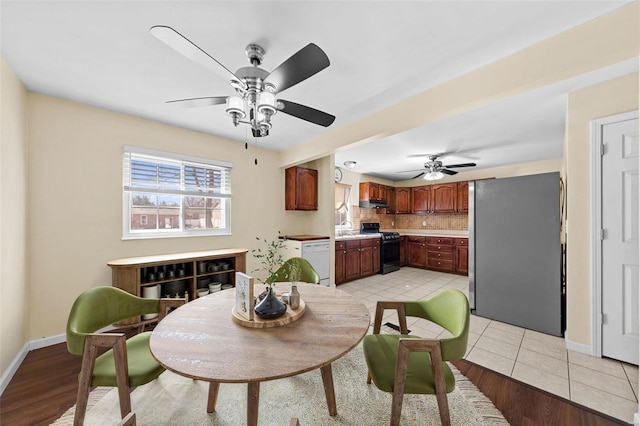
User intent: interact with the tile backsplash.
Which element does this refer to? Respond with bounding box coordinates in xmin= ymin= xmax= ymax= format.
xmin=352 ymin=206 xmax=468 ymax=231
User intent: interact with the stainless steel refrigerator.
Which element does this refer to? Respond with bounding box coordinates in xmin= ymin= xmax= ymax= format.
xmin=469 ymin=172 xmax=563 ymax=336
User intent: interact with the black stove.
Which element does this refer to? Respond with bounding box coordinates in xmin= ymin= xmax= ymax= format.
xmin=360 ymin=223 xmax=400 ymax=274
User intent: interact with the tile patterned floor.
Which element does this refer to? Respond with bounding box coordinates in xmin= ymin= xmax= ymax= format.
xmin=338 ymin=267 xmax=639 ymax=423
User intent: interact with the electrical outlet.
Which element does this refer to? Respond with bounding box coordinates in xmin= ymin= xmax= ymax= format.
xmin=422 ymin=221 xmax=427 ymax=227
xmin=391 ymin=221 xmax=394 ymax=226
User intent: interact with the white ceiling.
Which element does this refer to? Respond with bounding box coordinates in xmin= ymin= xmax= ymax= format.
xmin=1 ymin=1 xmax=636 ymax=181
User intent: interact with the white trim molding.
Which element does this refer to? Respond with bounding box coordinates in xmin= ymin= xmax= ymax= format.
xmin=0 ymin=333 xmax=66 ymax=395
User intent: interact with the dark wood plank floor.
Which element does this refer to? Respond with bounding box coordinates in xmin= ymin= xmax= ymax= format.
xmin=0 ymin=343 xmax=631 ymax=425
xmin=452 ymin=359 xmax=630 ymax=426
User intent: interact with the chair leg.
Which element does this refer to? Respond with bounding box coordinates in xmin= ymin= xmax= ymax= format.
xmin=390 ymin=388 xmax=404 ymax=426
xmin=112 ymin=335 xmax=133 ymax=420
xmin=430 ymin=357 xmax=450 ymax=426
xmin=74 ymin=343 xmax=99 ymax=426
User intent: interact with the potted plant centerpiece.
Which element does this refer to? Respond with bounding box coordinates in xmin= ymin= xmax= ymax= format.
xmin=251 ymin=233 xmax=289 ymax=319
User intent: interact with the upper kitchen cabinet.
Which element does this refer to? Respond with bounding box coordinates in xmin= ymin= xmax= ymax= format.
xmin=395 ymin=187 xmax=411 ymax=214
xmin=431 ymin=183 xmax=457 ymax=213
xmin=411 ymin=186 xmax=431 ymax=214
xmin=457 ymin=181 xmax=469 ymax=213
xmin=385 ymin=186 xmax=396 ymax=214
xmin=360 ymin=182 xmax=384 ymax=203
xmin=285 ymin=166 xmax=318 ymax=211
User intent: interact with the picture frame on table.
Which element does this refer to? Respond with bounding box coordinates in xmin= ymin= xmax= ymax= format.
xmin=235 ymin=272 xmax=254 ymax=321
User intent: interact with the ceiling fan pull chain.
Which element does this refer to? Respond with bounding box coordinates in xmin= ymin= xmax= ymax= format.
xmin=254 ymin=135 xmax=259 ymax=165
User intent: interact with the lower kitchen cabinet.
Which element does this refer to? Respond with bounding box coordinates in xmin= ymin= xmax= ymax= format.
xmin=337 ymin=236 xmax=468 ymax=282
xmin=404 ymin=236 xmax=468 ymax=276
xmin=407 ymin=236 xmax=427 ymax=268
xmin=454 ymin=238 xmax=469 ymax=274
xmin=335 ymin=237 xmax=380 ymax=284
xmin=426 ymin=237 xmax=454 ymax=272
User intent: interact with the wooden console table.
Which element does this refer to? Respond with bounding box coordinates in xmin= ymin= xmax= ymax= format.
xmin=107 ymin=248 xmax=248 ymax=324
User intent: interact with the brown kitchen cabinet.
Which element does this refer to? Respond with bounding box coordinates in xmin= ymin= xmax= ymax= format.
xmin=360 ymin=182 xmax=385 ymax=203
xmin=378 ymin=185 xmax=396 ymax=214
xmin=411 ymin=186 xmax=431 ymax=214
xmin=454 ymin=238 xmax=469 ymax=274
xmin=335 ymin=241 xmax=347 ymax=284
xmin=335 ymin=237 xmax=380 ymax=284
xmin=285 ymin=166 xmax=318 ymax=211
xmin=402 ymin=236 xmax=468 ymax=276
xmin=431 ymin=183 xmax=457 ymax=213
xmin=407 ymin=236 xmax=427 ymax=268
xmin=457 ymin=181 xmax=469 ymax=213
xmin=426 ymin=237 xmax=454 ymax=272
xmin=359 ymin=238 xmax=378 ymax=276
xmin=107 ymin=248 xmax=248 ymax=325
xmin=395 ymin=187 xmax=411 ymax=214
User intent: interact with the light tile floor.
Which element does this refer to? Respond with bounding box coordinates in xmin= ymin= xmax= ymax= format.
xmin=338 ymin=267 xmax=639 ymax=423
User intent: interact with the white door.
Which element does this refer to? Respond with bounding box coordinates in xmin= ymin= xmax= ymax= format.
xmin=602 ymin=117 xmax=639 ymax=365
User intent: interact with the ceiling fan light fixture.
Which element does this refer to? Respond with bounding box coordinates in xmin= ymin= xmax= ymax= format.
xmin=424 ymin=170 xmax=444 ymax=181
xmin=344 ymin=160 xmax=357 ymax=170
xmin=226 ymin=96 xmax=246 ymax=125
xmin=257 ymin=91 xmax=277 ymax=116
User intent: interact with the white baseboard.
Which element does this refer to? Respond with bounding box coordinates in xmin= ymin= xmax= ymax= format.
xmin=0 ymin=342 xmax=30 ymax=395
xmin=0 ymin=333 xmax=66 ymax=396
xmin=565 ymin=338 xmax=593 ymax=356
xmin=29 ymin=333 xmax=66 ymax=350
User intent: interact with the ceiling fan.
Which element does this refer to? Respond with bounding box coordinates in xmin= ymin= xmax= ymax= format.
xmin=405 ymin=154 xmax=476 ymax=180
xmin=150 ymin=25 xmax=335 ymax=138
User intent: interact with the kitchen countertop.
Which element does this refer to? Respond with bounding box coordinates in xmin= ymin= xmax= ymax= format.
xmin=335 ymin=230 xmax=468 ymax=241
xmin=282 ymin=234 xmax=330 ymax=241
xmin=389 ymin=229 xmax=469 ymax=238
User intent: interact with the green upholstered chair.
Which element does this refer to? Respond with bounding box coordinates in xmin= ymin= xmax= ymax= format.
xmin=363 ymin=289 xmax=470 ymax=426
xmin=271 ymin=257 xmax=321 ymax=284
xmin=66 ymin=286 xmax=185 ymax=425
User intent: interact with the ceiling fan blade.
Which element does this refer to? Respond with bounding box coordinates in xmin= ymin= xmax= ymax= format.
xmin=278 ymin=99 xmax=335 ymax=127
xmin=412 ymin=172 xmax=426 ymax=179
xmin=444 ymin=162 xmax=476 ymax=168
xmin=441 ymin=169 xmax=459 ymax=175
xmin=150 ymin=25 xmax=246 ymax=90
xmin=265 ymin=43 xmax=330 ymax=93
xmin=166 ymin=96 xmax=228 ymax=108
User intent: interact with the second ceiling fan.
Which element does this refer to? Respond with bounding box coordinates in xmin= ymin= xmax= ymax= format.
xmin=150 ymin=25 xmax=335 ymax=137
xmin=407 ymin=154 xmax=476 ymax=180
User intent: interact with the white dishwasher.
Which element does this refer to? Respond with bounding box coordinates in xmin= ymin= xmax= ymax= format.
xmin=282 ymin=236 xmax=331 ymax=286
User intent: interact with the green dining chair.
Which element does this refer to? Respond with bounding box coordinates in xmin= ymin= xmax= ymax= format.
xmin=66 ymin=286 xmax=185 ymax=425
xmin=363 ymin=289 xmax=470 ymax=426
xmin=271 ymin=257 xmax=321 ymax=284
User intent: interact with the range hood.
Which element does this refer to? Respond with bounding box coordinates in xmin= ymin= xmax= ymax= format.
xmin=359 ymin=200 xmax=389 ymax=209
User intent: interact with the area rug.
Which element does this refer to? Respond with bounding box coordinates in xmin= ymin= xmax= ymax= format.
xmin=52 ymin=346 xmax=509 ymax=425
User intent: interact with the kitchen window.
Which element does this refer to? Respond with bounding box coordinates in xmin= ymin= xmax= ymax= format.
xmin=335 ymin=183 xmax=352 ymax=232
xmin=122 ymin=145 xmax=232 ymax=239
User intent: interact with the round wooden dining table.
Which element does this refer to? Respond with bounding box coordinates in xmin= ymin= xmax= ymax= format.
xmin=149 ymin=282 xmax=370 ymax=426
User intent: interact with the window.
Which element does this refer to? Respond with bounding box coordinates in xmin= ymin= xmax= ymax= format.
xmin=123 ymin=146 xmax=232 ymax=239
xmin=335 ymin=183 xmax=352 ymax=231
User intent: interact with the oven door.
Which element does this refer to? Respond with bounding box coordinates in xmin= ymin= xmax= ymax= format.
xmin=381 ymin=240 xmax=400 ymax=274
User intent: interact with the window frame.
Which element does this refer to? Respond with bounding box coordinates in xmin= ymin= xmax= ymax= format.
xmin=122 ymin=145 xmax=232 ymax=240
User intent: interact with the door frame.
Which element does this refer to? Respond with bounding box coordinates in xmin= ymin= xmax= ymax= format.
xmin=590 ymin=110 xmax=638 ymax=357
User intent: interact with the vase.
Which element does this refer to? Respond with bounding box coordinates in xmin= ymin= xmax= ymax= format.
xmin=288 ymin=284 xmax=300 ymax=310
xmin=254 ymin=286 xmax=287 ymax=319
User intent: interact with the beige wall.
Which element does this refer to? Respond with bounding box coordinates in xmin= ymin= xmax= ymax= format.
xmin=25 ymin=93 xmax=314 ymax=340
xmin=0 ymin=58 xmax=29 ymax=374
xmin=565 ymin=73 xmax=639 ymax=346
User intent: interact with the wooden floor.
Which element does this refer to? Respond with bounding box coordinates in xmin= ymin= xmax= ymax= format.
xmin=0 ymin=343 xmax=631 ymax=426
